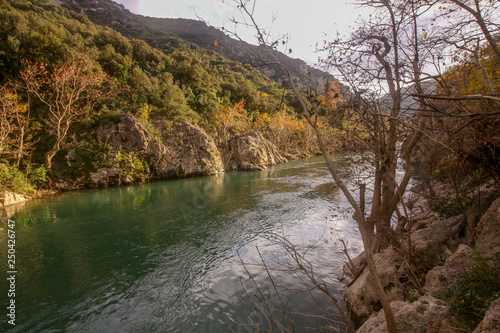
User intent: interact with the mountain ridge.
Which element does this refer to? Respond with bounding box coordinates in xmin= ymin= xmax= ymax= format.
xmin=57 ymin=0 xmax=335 ymax=91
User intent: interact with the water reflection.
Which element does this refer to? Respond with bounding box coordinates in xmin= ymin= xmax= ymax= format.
xmin=0 ymin=156 xmax=363 ymax=332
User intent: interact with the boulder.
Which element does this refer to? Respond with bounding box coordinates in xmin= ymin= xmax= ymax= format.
xmin=0 ymin=191 xmax=29 ymax=208
xmin=472 ymin=298 xmax=500 ymax=333
xmin=89 ymin=168 xmax=121 ymax=187
xmin=92 ymin=114 xmax=224 ymax=186
xmin=97 ymin=113 xmax=154 ymax=154
xmin=475 ymin=196 xmax=500 ymax=259
xmin=411 ymin=214 xmax=466 ymax=269
xmin=357 ymin=296 xmax=451 ymax=333
xmin=158 ymin=120 xmax=224 ymax=178
xmin=0 ymin=192 xmax=30 ymax=223
xmin=344 ymin=247 xmax=408 ymax=324
xmin=425 ymin=244 xmax=475 ymax=297
xmin=224 ymin=132 xmax=287 ymax=171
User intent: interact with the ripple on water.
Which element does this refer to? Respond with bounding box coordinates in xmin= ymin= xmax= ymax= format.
xmin=2 ymin=156 xmax=366 ymax=333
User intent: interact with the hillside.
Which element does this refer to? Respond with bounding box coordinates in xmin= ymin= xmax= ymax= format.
xmin=0 ymin=0 xmax=348 ymax=195
xmin=57 ymin=0 xmax=335 ymax=90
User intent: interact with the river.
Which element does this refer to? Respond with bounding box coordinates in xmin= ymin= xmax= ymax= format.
xmin=1 ymin=155 xmax=363 ymax=332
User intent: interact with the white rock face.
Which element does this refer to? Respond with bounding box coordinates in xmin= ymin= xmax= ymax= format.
xmin=223 ymin=132 xmax=287 ymax=171
xmin=0 ymin=191 xmax=29 ymax=208
xmin=357 ymin=296 xmax=450 ymax=333
xmin=472 ymin=298 xmax=500 ymax=333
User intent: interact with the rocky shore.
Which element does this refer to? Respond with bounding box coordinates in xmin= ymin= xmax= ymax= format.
xmin=1 ymin=113 xmax=306 ymax=209
xmin=342 ymin=181 xmax=500 ymax=332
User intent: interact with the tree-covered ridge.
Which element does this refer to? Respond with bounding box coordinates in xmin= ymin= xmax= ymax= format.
xmin=0 ymin=0 xmax=347 ymax=193
xmin=0 ymin=0 xmax=289 ymax=116
xmin=56 ymin=0 xmax=335 ymax=91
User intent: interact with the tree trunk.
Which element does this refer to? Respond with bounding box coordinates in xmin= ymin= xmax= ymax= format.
xmin=44 ymin=150 xmax=57 ymax=171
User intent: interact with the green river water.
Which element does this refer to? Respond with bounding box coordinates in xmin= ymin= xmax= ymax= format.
xmin=1 ymin=155 xmax=363 ymax=332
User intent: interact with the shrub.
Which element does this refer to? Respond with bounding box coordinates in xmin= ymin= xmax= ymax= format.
xmin=0 ymin=163 xmax=33 ymax=194
xmin=442 ymin=251 xmax=500 ymax=329
xmin=431 ymin=196 xmax=467 ymax=218
xmin=27 ymin=164 xmax=48 ymax=187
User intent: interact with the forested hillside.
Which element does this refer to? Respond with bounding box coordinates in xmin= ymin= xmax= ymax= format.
xmin=57 ymin=0 xmax=335 ymax=91
xmin=0 ymin=0 xmax=345 ymax=195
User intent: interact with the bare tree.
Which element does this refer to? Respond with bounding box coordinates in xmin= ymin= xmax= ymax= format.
xmin=19 ymin=55 xmax=112 ymax=171
xmin=425 ymin=0 xmax=500 ymax=102
xmin=220 ymin=0 xmax=467 ymax=331
xmin=448 ymin=0 xmax=500 ymax=60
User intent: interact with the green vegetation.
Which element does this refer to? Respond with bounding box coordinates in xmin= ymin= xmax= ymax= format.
xmin=0 ymin=0 xmax=348 ymax=194
xmin=431 ymin=197 xmax=467 ymax=219
xmin=0 ymin=162 xmax=47 ymax=194
xmin=0 ymin=163 xmax=32 ymax=194
xmin=58 ymin=0 xmax=333 ymax=91
xmin=442 ymin=252 xmax=500 ymax=329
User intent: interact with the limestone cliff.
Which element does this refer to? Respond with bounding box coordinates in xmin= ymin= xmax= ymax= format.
xmin=86 ymin=114 xmax=287 ymax=187
xmin=90 ymin=114 xmax=224 ymax=187
xmin=222 ymin=132 xmax=287 ymax=171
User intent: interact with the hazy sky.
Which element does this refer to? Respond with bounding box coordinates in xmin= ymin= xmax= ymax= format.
xmin=112 ymin=0 xmax=369 ymax=64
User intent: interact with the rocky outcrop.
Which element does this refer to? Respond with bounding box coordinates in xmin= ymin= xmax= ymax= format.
xmin=157 ymin=120 xmax=224 ymax=178
xmin=358 ymin=296 xmax=452 ymax=333
xmin=90 ymin=114 xmax=223 ymax=186
xmin=344 ymin=184 xmax=499 ymax=332
xmin=425 ymin=244 xmax=475 ymax=297
xmin=344 ymin=214 xmax=467 ymax=324
xmin=223 ymin=132 xmax=287 ymax=171
xmin=344 ymin=247 xmax=408 ymax=324
xmin=59 ymin=114 xmax=291 ymax=188
xmin=475 ymin=196 xmax=500 ymax=258
xmin=411 ymin=214 xmax=466 ymax=268
xmin=473 ymin=298 xmax=500 ymax=333
xmin=0 ymin=191 xmax=29 ymax=208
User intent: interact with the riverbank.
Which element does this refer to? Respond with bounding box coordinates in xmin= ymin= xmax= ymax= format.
xmin=0 ymin=112 xmax=325 ymax=210
xmin=0 ymin=155 xmax=363 ymax=333
xmin=342 ymin=180 xmax=500 ymax=332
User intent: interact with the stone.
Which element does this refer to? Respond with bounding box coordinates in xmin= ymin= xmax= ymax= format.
xmin=97 ymin=113 xmax=152 ymax=153
xmin=475 ymin=197 xmax=500 ymax=259
xmin=158 ymin=120 xmax=224 ymax=177
xmin=425 ymin=244 xmax=475 ymax=297
xmin=93 ymin=114 xmax=224 ymax=186
xmin=472 ymin=298 xmax=500 ymax=333
xmin=344 ymin=247 xmax=407 ymax=324
xmin=357 ymin=296 xmax=451 ymax=333
xmin=89 ymin=168 xmax=120 ymax=186
xmin=224 ymin=132 xmax=287 ymax=171
xmin=0 ymin=191 xmax=29 ymax=208
xmin=411 ymin=214 xmax=466 ymax=269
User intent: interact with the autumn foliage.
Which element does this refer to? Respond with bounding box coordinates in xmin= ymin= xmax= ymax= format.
xmin=214 ymin=97 xmax=327 ymax=153
xmin=19 ymin=55 xmax=113 ymax=170
xmin=0 ymin=86 xmax=30 ymax=165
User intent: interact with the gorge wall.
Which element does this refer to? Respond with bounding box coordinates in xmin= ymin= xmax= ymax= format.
xmin=52 ymin=113 xmax=289 ymax=191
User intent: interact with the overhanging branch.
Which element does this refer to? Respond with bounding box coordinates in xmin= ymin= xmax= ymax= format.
xmin=412 ymin=93 xmax=500 ymax=102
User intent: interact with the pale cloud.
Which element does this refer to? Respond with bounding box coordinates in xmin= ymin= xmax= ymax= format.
xmin=116 ymin=0 xmax=140 ymax=13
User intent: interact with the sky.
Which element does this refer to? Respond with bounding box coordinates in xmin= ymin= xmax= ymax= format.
xmin=112 ymin=0 xmax=370 ymax=65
